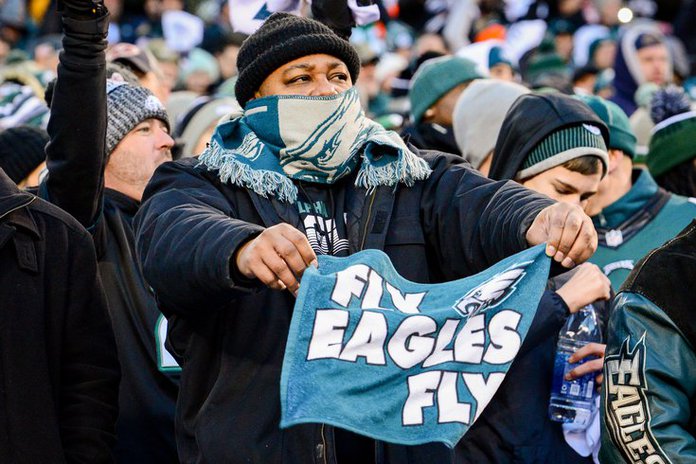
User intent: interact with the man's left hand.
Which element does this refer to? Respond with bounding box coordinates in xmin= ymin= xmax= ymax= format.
xmin=525 ymin=203 xmax=597 ymax=268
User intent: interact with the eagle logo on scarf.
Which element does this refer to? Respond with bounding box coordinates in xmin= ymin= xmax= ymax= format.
xmin=279 ymin=89 xmax=361 ymax=182
xmin=452 ymin=262 xmax=531 ymax=318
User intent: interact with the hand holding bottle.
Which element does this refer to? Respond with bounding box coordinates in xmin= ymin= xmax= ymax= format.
xmin=556 ymin=263 xmax=611 ymax=313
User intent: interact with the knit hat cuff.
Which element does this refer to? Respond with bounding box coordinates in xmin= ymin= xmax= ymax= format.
xmin=609 ymin=127 xmax=637 ymax=158
xmin=518 ymin=124 xmax=609 ymax=180
xmin=648 ymin=113 xmax=696 ymax=176
xmin=518 ymin=147 xmax=608 ymax=180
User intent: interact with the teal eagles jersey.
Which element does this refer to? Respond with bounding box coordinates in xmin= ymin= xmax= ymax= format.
xmin=590 ymin=170 xmax=696 ymax=290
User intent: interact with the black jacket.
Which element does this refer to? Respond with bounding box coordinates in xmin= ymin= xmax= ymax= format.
xmin=489 ymin=93 xmax=609 ymax=181
xmin=134 ymin=151 xmax=553 ymax=464
xmin=0 ymin=169 xmax=120 ymax=463
xmin=41 ymin=11 xmax=179 ymax=463
xmin=480 ymin=93 xmax=609 ymax=462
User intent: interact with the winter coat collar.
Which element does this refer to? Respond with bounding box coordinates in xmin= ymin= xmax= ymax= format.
xmin=593 ymin=170 xmax=660 ymax=230
xmin=0 ymin=169 xmax=40 ymax=241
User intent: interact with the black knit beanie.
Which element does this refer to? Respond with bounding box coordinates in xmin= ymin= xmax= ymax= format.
xmin=235 ymin=12 xmax=361 ymax=107
xmin=0 ymin=125 xmax=49 ymax=183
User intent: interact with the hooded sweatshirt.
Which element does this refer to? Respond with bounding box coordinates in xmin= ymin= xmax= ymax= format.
xmin=610 ymin=22 xmax=672 ymax=117
xmin=466 ymin=93 xmax=612 ymax=463
xmin=489 ymin=92 xmax=609 ymax=181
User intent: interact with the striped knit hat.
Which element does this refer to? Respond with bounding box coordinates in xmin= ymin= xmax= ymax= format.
xmin=647 ymin=86 xmax=696 ymax=177
xmin=106 ymin=80 xmax=170 ymax=156
xmin=518 ymin=123 xmax=609 ymax=180
xmin=576 ymin=94 xmax=637 ymax=158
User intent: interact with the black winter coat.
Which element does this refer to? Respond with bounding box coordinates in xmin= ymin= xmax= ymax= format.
xmin=134 ymin=152 xmax=553 ymax=464
xmin=0 ymin=169 xmax=120 ymax=463
xmin=41 ymin=11 xmax=179 ymax=463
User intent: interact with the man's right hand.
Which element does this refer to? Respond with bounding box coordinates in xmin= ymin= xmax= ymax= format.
xmin=556 ymin=263 xmax=611 ymax=313
xmin=235 ymin=224 xmax=317 ymax=296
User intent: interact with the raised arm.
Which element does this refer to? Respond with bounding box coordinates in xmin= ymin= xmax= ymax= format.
xmin=421 ymin=152 xmax=597 ymax=279
xmin=43 ymin=2 xmax=108 ymax=230
xmin=420 ymin=152 xmax=552 ymax=278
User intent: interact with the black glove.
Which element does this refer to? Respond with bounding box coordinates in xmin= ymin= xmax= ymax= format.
xmin=59 ymin=0 xmax=106 ymax=20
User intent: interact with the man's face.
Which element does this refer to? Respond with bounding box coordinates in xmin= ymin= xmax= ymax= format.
xmin=255 ymin=54 xmax=353 ymax=98
xmin=140 ymin=71 xmax=170 ymax=104
xmin=522 ymin=164 xmax=601 ymax=210
xmin=637 ymin=44 xmax=669 ymax=85
xmin=423 ymin=82 xmax=471 ymax=127
xmin=414 ymin=34 xmax=448 ymax=58
xmin=217 ymin=44 xmax=240 ymax=80
xmin=106 ymin=118 xmax=173 ymax=201
xmin=593 ymin=41 xmax=616 ymax=69
xmin=489 ymin=63 xmax=514 ymax=81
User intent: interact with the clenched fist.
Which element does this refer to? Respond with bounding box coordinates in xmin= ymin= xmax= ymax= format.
xmin=235 ymin=223 xmax=317 ymax=296
xmin=526 ymin=202 xmax=598 ymax=268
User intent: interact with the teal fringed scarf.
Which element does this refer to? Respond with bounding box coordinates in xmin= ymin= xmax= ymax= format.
xmin=198 ymin=87 xmax=432 ymax=203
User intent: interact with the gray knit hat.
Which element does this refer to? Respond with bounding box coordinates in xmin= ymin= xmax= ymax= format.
xmin=106 ymin=80 xmax=170 ymax=155
xmin=519 ymin=123 xmax=609 ymax=180
xmin=453 ymin=79 xmax=530 ymax=169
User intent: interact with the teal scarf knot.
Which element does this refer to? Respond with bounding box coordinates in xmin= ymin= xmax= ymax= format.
xmin=198 ymin=88 xmax=432 ymax=203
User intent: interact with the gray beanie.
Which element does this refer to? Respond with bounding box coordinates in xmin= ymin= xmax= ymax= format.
xmin=178 ymin=97 xmax=241 ymax=157
xmin=453 ymin=79 xmax=530 ymax=169
xmin=106 ymin=80 xmax=170 ymax=155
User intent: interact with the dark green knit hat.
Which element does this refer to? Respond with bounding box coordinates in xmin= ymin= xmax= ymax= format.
xmin=647 ymin=86 xmax=696 ymax=177
xmin=576 ymin=95 xmax=637 ymax=158
xmin=648 ymin=111 xmax=696 ymax=177
xmin=408 ymin=55 xmax=483 ymax=124
xmin=519 ymin=123 xmax=609 ymax=180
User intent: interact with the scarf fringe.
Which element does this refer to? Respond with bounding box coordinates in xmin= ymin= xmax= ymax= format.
xmin=199 ymin=106 xmax=432 ymax=204
xmin=199 ymin=139 xmax=299 ymax=203
xmin=355 ymin=144 xmax=433 ymax=191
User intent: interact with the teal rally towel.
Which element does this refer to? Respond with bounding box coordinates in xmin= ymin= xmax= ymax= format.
xmin=281 ymin=245 xmax=551 ymax=447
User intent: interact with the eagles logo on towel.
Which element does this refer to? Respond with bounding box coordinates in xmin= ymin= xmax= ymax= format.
xmin=280 ymin=245 xmax=550 ymax=447
xmin=453 ymin=262 xmax=530 ymax=318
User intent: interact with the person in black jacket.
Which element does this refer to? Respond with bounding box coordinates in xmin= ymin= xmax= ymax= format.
xmin=0 ymin=167 xmax=120 ymax=463
xmin=134 ymin=12 xmax=600 ymax=464
xmin=460 ymin=92 xmax=613 ymax=463
xmin=40 ymin=1 xmax=179 ymax=462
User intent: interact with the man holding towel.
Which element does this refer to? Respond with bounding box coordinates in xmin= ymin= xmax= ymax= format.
xmin=135 ymin=12 xmax=600 ymax=464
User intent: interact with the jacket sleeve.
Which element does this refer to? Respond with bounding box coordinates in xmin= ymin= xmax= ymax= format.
xmin=134 ymin=161 xmax=265 ymax=318
xmin=519 ymin=290 xmax=568 ymax=355
xmin=600 ymin=291 xmax=696 ymax=463
xmin=42 ymin=12 xmax=109 ymax=248
xmin=60 ymin=225 xmax=120 ymax=463
xmin=420 ymin=152 xmax=554 ymax=279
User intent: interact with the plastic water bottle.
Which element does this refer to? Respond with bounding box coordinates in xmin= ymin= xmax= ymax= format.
xmin=548 ymin=304 xmax=603 ymax=429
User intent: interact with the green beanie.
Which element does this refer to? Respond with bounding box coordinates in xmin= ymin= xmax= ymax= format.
xmin=408 ymin=56 xmax=483 ymax=124
xmin=519 ymin=123 xmax=609 ymax=180
xmin=576 ymin=95 xmax=637 ymax=158
xmin=648 ymin=111 xmax=696 ymax=177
